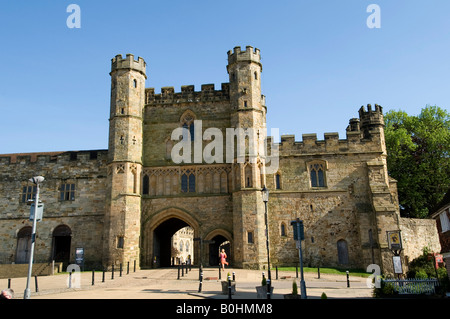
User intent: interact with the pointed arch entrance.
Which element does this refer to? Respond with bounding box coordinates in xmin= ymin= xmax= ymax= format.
xmin=142 ymin=208 xmax=199 ymax=268
xmin=205 ymin=229 xmax=232 ymax=267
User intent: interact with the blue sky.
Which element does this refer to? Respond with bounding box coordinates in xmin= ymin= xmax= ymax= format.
xmin=0 ymin=1 xmax=449 ymax=154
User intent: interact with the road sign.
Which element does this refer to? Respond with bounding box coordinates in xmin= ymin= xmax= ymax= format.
xmin=290 ymin=219 xmax=304 ymax=241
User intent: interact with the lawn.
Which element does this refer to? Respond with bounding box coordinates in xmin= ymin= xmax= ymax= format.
xmin=276 ymin=266 xmax=371 ymax=278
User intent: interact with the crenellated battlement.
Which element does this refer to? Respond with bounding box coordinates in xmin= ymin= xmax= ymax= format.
xmin=145 ymin=83 xmax=230 ymax=105
xmin=227 ymin=46 xmax=261 ymax=67
xmin=359 ymin=104 xmax=384 ymax=127
xmin=0 ymin=150 xmax=108 ymax=166
xmin=111 ymin=53 xmax=146 ymax=77
xmin=271 ymin=129 xmax=382 ymax=156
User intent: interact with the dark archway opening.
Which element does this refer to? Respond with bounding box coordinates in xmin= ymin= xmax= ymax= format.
xmin=209 ymin=235 xmax=230 ymax=266
xmin=153 ymin=218 xmax=189 ymax=267
xmin=52 ymin=225 xmax=72 ymax=266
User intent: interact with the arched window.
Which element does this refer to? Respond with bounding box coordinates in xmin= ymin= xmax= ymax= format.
xmin=179 ymin=240 xmax=184 ymax=252
xmin=308 ymin=161 xmax=327 ymax=188
xmin=181 ymin=169 xmax=195 ymax=193
xmin=275 ymin=173 xmax=281 ymax=189
xmin=280 ymin=223 xmax=286 ymax=237
xmin=133 ymin=79 xmax=137 ymax=88
xmin=180 ymin=110 xmax=196 ymax=142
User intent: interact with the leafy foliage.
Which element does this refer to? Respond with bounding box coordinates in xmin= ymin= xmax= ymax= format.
xmin=384 ymin=105 xmax=450 ymax=218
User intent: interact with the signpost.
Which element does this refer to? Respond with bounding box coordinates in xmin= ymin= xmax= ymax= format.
xmin=75 ymin=247 xmax=85 ymax=271
xmin=387 ymin=230 xmax=403 ymax=278
xmin=291 ymin=218 xmax=307 ymax=299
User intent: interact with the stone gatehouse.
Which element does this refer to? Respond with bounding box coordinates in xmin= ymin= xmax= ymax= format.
xmin=0 ymin=46 xmax=440 ymax=275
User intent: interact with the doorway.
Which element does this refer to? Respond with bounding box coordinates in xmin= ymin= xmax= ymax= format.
xmin=209 ymin=235 xmax=230 ymax=266
xmin=52 ymin=225 xmax=72 ymax=265
xmin=153 ymin=218 xmax=191 ymax=267
xmin=15 ymin=227 xmax=32 ymax=264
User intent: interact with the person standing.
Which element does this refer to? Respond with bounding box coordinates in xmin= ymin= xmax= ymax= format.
xmin=220 ymin=249 xmax=228 ymax=271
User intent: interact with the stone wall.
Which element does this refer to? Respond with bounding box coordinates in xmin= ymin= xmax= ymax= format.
xmin=0 ymin=150 xmax=107 ymax=268
xmin=400 ymin=217 xmax=441 ymax=264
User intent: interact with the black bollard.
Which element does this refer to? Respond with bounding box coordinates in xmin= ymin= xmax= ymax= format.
xmin=182 ymin=263 xmax=184 ymax=277
xmin=127 ymin=262 xmax=130 ymax=275
xmin=267 ymin=279 xmax=271 ymax=299
xmin=120 ymin=263 xmax=122 ymax=277
xmin=276 ymin=266 xmax=278 ymax=280
xmin=111 ymin=265 xmax=114 ymax=280
xmin=219 ymin=264 xmax=221 ymax=280
xmin=233 ymin=272 xmax=235 ymax=281
xmin=296 ymin=264 xmax=299 ymax=278
xmin=228 ymin=275 xmax=232 ymax=299
xmin=8 ymin=278 xmax=11 ymax=289
xmin=177 ymin=264 xmax=180 ymax=280
xmin=186 ymin=262 xmax=188 ymax=274
xmin=198 ymin=272 xmax=203 ymax=293
xmin=92 ymin=269 xmax=95 ymax=286
xmin=134 ymin=260 xmax=136 ymax=272
xmin=102 ymin=269 xmax=105 ymax=283
xmin=318 ymin=267 xmax=320 ymax=279
xmin=34 ymin=276 xmax=39 ymax=292
xmin=346 ymin=271 xmax=350 ymax=288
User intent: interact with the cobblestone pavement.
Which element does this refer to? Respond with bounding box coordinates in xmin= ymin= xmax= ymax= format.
xmin=0 ymin=267 xmax=374 ymax=299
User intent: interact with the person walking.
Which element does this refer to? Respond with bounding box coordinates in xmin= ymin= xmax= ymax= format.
xmin=220 ymin=249 xmax=228 ymax=271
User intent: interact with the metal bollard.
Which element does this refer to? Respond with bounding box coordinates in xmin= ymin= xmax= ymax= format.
xmin=120 ymin=263 xmax=122 ymax=277
xmin=276 ymin=266 xmax=278 ymax=280
xmin=218 ymin=264 xmax=221 ymax=280
xmin=228 ymin=275 xmax=232 ymax=299
xmin=198 ymin=272 xmax=203 ymax=293
xmin=102 ymin=269 xmax=105 ymax=283
xmin=266 ymin=278 xmax=271 ymax=299
xmin=127 ymin=262 xmax=130 ymax=275
xmin=111 ymin=265 xmax=114 ymax=280
xmin=346 ymin=271 xmax=350 ymax=287
xmin=69 ymin=272 xmax=72 ymax=289
xmin=177 ymin=264 xmax=180 ymax=280
xmin=34 ymin=276 xmax=39 ymax=292
xmin=318 ymin=267 xmax=320 ymax=279
xmin=296 ymin=264 xmax=299 ymax=278
xmin=182 ymin=263 xmax=184 ymax=277
xmin=186 ymin=262 xmax=188 ymax=274
xmin=233 ymin=271 xmax=235 ymax=281
xmin=134 ymin=260 xmax=136 ymax=272
xmin=92 ymin=270 xmax=95 ymax=286
xmin=8 ymin=278 xmax=11 ymax=289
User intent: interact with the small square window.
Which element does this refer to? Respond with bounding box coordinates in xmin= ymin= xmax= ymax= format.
xmin=60 ymin=183 xmax=75 ymax=201
xmin=117 ymin=236 xmax=124 ymax=249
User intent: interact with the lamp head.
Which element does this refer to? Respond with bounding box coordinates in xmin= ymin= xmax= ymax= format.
xmin=29 ymin=176 xmax=45 ymax=184
xmin=261 ymin=185 xmax=269 ymax=202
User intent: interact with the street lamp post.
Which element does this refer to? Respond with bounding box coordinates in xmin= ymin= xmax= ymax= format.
xmin=261 ymin=185 xmax=271 ymax=299
xmin=24 ymin=176 xmax=44 ymax=299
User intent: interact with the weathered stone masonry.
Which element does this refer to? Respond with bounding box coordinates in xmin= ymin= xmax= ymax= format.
xmin=0 ymin=46 xmax=440 ymax=275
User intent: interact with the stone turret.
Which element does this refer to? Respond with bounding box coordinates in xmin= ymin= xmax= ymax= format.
xmin=103 ymin=53 xmax=146 ymax=269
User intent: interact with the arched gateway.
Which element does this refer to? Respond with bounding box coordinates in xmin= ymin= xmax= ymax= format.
xmin=141 ymin=208 xmax=233 ymax=268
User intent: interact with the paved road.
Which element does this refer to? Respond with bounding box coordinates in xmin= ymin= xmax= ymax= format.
xmin=0 ymin=267 xmax=373 ymax=299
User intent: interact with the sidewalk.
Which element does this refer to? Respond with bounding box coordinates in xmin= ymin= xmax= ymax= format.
xmin=0 ymin=267 xmax=374 ymax=299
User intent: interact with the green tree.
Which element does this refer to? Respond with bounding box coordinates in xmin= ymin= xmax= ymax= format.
xmin=384 ymin=105 xmax=450 ymax=218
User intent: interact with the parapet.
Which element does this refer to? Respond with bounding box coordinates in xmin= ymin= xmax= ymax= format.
xmin=111 ymin=53 xmax=146 ymax=78
xmin=227 ymin=46 xmax=261 ymax=67
xmin=145 ymin=83 xmax=230 ymax=105
xmin=0 ymin=150 xmax=108 ymax=165
xmin=359 ymin=104 xmax=384 ymax=127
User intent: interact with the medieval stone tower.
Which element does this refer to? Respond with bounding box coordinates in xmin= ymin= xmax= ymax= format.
xmin=103 ymin=54 xmax=146 ymax=268
xmin=227 ymin=47 xmax=269 ymax=268
xmin=1 ymin=45 xmax=439 ymax=275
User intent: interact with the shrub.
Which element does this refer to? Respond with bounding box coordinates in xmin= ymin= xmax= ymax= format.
xmin=321 ymin=292 xmax=327 ymax=299
xmin=292 ymin=281 xmax=298 ymax=295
